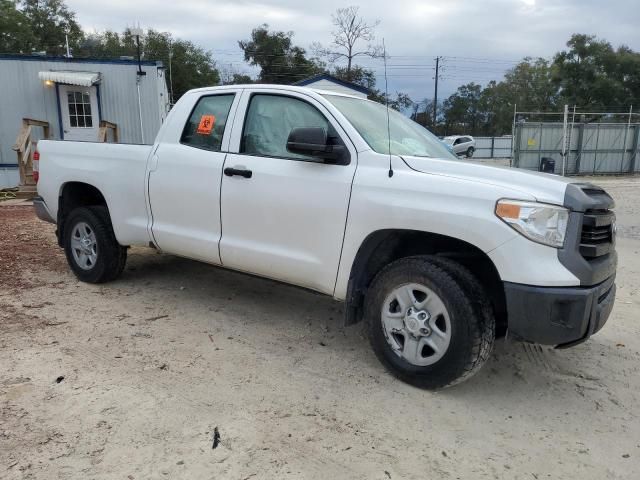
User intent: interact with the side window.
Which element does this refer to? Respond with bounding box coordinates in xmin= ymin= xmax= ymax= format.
xmin=240 ymin=94 xmax=335 ymax=160
xmin=454 ymin=138 xmax=462 ymax=145
xmin=181 ymin=94 xmax=235 ymax=151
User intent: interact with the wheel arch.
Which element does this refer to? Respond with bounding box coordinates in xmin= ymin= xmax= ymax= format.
xmin=57 ymin=181 xmax=111 ymax=247
xmin=343 ymin=229 xmax=506 ymax=334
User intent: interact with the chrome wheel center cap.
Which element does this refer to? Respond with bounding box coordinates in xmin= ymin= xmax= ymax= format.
xmin=404 ymin=308 xmax=430 ymax=336
xmin=81 ymin=237 xmax=93 ymax=252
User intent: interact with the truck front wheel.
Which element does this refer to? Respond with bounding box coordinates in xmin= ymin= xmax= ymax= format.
xmin=63 ymin=206 xmax=127 ymax=283
xmin=364 ymin=256 xmax=495 ymax=389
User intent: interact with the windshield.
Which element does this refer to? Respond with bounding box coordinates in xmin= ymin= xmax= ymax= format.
xmin=323 ymin=94 xmax=457 ymax=159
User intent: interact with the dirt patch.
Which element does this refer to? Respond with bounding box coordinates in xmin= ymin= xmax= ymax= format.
xmin=0 ymin=205 xmax=66 ymax=292
xmin=1 ymin=179 xmax=639 ymax=479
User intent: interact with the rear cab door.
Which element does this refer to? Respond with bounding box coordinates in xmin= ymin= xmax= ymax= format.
xmin=219 ymin=88 xmax=358 ymax=294
xmin=147 ymin=89 xmax=241 ymax=263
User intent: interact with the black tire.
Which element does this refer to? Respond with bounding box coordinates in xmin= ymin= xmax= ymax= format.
xmin=466 ymin=146 xmax=475 ymax=158
xmin=364 ymin=256 xmax=495 ymax=389
xmin=63 ymin=206 xmax=127 ymax=283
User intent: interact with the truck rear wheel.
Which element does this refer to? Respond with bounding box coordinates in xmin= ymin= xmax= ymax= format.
xmin=63 ymin=206 xmax=127 ymax=283
xmin=364 ymin=256 xmax=495 ymax=389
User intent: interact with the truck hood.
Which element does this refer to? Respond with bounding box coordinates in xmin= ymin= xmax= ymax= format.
xmin=400 ymin=156 xmax=576 ymax=205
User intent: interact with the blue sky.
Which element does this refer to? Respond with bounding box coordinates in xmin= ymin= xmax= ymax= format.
xmin=68 ymin=0 xmax=640 ymax=102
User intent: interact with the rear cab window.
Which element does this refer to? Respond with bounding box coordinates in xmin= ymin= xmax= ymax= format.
xmin=181 ymin=94 xmax=235 ymax=151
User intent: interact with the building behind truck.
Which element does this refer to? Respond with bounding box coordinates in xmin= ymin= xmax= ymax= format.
xmin=0 ymin=54 xmax=170 ymax=188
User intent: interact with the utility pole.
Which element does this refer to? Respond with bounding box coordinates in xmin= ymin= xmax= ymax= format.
xmin=168 ymin=37 xmax=174 ymax=106
xmin=130 ymin=26 xmax=146 ymax=144
xmin=561 ymin=104 xmax=568 ymax=176
xmin=65 ymin=34 xmax=71 ymax=58
xmin=433 ymin=56 xmax=442 ymax=128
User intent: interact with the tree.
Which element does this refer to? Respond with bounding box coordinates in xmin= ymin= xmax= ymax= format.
xmin=19 ymin=0 xmax=83 ymax=55
xmin=239 ymin=24 xmax=323 ymax=84
xmin=77 ymin=29 xmax=220 ymax=101
xmin=221 ymin=70 xmax=254 ymax=85
xmin=477 ymin=80 xmax=513 ymax=135
xmin=477 ymin=58 xmax=558 ymax=135
xmin=387 ymin=92 xmax=413 ymax=111
xmin=411 ymin=99 xmax=436 ymax=130
xmin=332 ymin=65 xmax=413 ymax=112
xmin=613 ymin=45 xmax=640 ymax=107
xmin=0 ymin=0 xmax=36 ymax=53
xmin=442 ymin=83 xmax=483 ymax=134
xmin=333 ymin=65 xmax=377 ymax=91
xmin=553 ymin=34 xmax=639 ymax=109
xmin=313 ymin=6 xmax=383 ymax=81
xmin=147 ymin=30 xmax=220 ymax=100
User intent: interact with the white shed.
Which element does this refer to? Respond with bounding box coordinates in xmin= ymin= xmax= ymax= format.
xmin=294 ymin=74 xmax=370 ymax=99
xmin=0 ymin=54 xmax=169 ymax=188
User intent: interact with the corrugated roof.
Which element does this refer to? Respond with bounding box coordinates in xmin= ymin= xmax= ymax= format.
xmin=38 ymin=70 xmax=101 ymax=86
xmin=0 ymin=53 xmax=162 ymax=67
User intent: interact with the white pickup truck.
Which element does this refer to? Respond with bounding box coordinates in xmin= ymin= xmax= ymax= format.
xmin=33 ymin=85 xmax=617 ymax=389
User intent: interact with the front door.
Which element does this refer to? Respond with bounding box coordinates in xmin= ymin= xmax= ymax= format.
xmin=59 ymin=84 xmax=100 ymax=141
xmin=219 ymin=90 xmax=357 ymax=295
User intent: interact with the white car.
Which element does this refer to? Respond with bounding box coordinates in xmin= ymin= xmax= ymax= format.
xmin=33 ymin=85 xmax=617 ymax=389
xmin=443 ymin=135 xmax=476 ymax=157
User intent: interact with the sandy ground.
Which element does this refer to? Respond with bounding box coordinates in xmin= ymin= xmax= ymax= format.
xmin=1 ymin=176 xmax=639 ymax=480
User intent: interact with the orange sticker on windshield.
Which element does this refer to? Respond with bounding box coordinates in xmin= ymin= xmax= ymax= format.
xmin=196 ymin=114 xmax=215 ymax=135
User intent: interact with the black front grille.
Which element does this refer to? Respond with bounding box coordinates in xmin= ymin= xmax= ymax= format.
xmin=580 ymin=210 xmax=614 ymax=258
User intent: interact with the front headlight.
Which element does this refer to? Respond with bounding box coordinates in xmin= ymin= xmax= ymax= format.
xmin=495 ymin=200 xmax=569 ymax=248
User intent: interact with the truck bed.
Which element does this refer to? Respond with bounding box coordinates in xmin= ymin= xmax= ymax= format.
xmin=37 ymin=140 xmax=153 ymax=246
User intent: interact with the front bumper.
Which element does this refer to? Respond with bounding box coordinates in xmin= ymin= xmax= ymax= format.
xmin=504 ymin=275 xmax=616 ymax=347
xmin=33 ymin=196 xmax=55 ymax=224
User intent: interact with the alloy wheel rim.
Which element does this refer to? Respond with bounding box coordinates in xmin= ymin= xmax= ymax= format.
xmin=381 ymin=283 xmax=452 ymax=366
xmin=70 ymin=222 xmax=98 ymax=270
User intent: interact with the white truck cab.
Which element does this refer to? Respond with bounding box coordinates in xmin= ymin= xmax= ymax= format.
xmin=33 ymin=85 xmax=617 ymax=389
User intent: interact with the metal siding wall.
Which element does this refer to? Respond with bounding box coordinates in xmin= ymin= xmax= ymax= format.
xmin=514 ymin=122 xmax=640 ymax=175
xmin=97 ymin=63 xmax=163 ymax=144
xmin=515 ymin=125 xmax=543 ymax=170
xmin=0 ymin=168 xmax=20 ymax=188
xmin=0 ymin=59 xmax=60 ymax=171
xmin=472 ymin=137 xmax=512 ymax=158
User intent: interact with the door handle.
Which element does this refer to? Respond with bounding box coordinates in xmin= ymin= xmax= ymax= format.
xmin=224 ymin=167 xmax=252 ymax=179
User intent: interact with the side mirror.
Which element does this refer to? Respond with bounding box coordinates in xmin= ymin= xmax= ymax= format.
xmin=286 ymin=127 xmax=349 ymax=164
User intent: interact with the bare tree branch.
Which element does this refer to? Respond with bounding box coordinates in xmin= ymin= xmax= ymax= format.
xmin=314 ymin=6 xmax=383 ymax=81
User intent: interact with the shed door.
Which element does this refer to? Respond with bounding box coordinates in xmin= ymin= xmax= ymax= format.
xmin=59 ymin=85 xmax=100 ymax=141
